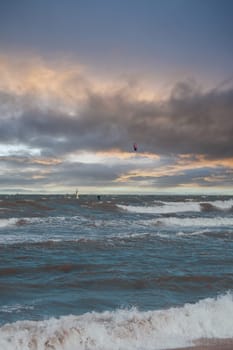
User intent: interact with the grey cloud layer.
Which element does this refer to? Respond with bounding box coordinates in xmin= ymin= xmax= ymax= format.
xmin=1 ymin=80 xmax=233 ymax=158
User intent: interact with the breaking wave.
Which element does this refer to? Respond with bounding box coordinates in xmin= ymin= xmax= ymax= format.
xmin=0 ymin=215 xmax=233 ymax=246
xmin=118 ymin=199 xmax=233 ymax=214
xmin=151 ymin=216 xmax=233 ymax=228
xmin=0 ymin=293 xmax=233 ymax=350
xmin=118 ymin=202 xmax=200 ymax=214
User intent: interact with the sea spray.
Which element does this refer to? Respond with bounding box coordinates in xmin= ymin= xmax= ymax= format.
xmin=1 ymin=293 xmax=233 ymax=350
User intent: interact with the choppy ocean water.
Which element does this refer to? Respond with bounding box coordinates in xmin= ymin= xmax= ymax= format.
xmin=0 ymin=194 xmax=233 ymax=350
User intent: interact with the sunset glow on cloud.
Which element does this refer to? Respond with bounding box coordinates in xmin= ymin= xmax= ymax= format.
xmin=0 ymin=0 xmax=232 ymax=194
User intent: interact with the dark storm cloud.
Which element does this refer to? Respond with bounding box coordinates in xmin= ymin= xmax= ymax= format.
xmin=0 ymin=80 xmax=233 ymax=159
xmin=49 ymin=162 xmax=127 ymax=187
xmin=1 ymin=0 xmax=233 ymax=192
xmin=1 ymin=156 xmax=231 ymax=190
xmin=0 ymin=157 xmax=132 ymax=188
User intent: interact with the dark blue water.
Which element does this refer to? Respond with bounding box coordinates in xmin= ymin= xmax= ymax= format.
xmin=0 ymin=195 xmax=233 ymax=349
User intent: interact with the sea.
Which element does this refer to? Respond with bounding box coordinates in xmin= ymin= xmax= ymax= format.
xmin=0 ymin=194 xmax=233 ymax=350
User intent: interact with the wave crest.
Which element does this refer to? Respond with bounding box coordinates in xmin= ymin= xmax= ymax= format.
xmin=118 ymin=199 xmax=233 ymax=215
xmin=0 ymin=293 xmax=233 ymax=350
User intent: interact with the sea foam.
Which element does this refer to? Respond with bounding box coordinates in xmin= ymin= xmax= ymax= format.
xmin=118 ymin=202 xmax=200 ymax=214
xmin=0 ymin=293 xmax=233 ymax=350
xmin=118 ymin=198 xmax=233 ymax=215
xmin=153 ymin=216 xmax=233 ymax=228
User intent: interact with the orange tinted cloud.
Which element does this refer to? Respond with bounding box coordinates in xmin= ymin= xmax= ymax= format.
xmin=115 ymin=154 xmax=233 ymax=183
xmin=0 ymin=53 xmax=161 ymax=117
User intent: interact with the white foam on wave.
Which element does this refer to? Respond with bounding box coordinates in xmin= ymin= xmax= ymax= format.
xmin=176 ymin=229 xmax=209 ymax=237
xmin=0 ymin=218 xmax=19 ymax=228
xmin=153 ymin=216 xmax=233 ymax=228
xmin=118 ymin=202 xmax=201 ymax=214
xmin=210 ymin=199 xmax=233 ymax=210
xmin=1 ymin=211 xmax=232 ymax=245
xmin=0 ymin=216 xmax=232 ymax=246
xmin=0 ymin=293 xmax=233 ymax=350
xmin=118 ymin=198 xmax=233 ymax=215
xmin=0 ymin=303 xmax=34 ymax=314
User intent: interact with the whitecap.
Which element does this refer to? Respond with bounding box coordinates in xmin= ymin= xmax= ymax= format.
xmin=0 ymin=292 xmax=233 ymax=350
xmin=118 ymin=202 xmax=201 ymax=214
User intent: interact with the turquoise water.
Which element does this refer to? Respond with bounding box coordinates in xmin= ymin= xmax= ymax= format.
xmin=0 ymin=195 xmax=233 ymax=349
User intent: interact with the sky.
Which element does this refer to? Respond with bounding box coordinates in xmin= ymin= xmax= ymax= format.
xmin=0 ymin=0 xmax=233 ymax=195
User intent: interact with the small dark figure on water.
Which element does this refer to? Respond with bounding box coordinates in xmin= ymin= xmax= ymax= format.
xmin=97 ymin=195 xmax=101 ymax=201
